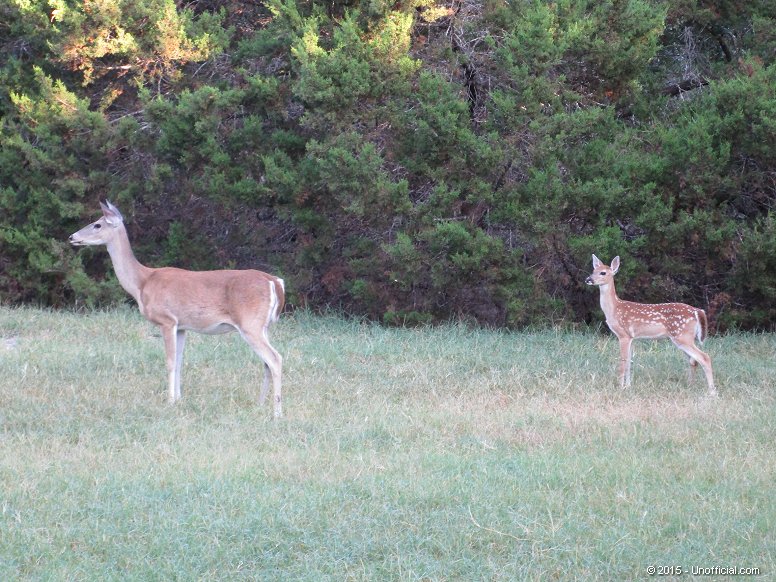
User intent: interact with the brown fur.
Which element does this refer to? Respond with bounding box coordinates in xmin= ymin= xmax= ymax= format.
xmin=70 ymin=201 xmax=286 ymax=417
xmin=586 ymin=254 xmax=715 ymax=394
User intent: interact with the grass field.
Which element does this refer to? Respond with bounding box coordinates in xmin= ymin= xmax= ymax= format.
xmin=0 ymin=306 xmax=774 ymax=580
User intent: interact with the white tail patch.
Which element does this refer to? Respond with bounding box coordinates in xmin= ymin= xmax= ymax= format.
xmin=694 ymin=310 xmax=704 ymax=345
xmin=268 ymin=279 xmax=280 ymax=323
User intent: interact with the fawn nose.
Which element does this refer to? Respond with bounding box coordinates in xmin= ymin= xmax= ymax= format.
xmin=585 ymin=276 xmax=593 ymax=285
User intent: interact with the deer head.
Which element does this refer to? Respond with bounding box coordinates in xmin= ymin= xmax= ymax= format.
xmin=585 ymin=254 xmax=620 ymax=286
xmin=69 ymin=201 xmax=124 ymax=247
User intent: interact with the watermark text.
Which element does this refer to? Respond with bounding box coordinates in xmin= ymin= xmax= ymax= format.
xmin=647 ymin=565 xmax=761 ymax=576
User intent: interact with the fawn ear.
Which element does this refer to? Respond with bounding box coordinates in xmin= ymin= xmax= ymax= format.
xmin=611 ymin=256 xmax=620 ymax=274
xmin=592 ymin=254 xmax=602 ymax=269
xmin=100 ymin=200 xmax=124 ymax=227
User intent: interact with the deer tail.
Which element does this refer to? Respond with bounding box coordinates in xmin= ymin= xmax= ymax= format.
xmin=269 ymin=277 xmax=285 ymax=323
xmin=695 ymin=309 xmax=708 ymax=345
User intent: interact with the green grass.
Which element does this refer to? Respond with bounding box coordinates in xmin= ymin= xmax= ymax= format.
xmin=1 ymin=306 xmax=774 ymax=580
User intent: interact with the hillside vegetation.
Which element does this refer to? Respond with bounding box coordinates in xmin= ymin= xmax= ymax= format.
xmin=1 ymin=1 xmax=775 ymax=329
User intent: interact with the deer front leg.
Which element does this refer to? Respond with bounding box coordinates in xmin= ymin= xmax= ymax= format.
xmin=161 ymin=324 xmax=181 ymax=404
xmin=618 ymin=336 xmax=633 ymax=387
xmin=174 ymin=329 xmax=186 ymax=401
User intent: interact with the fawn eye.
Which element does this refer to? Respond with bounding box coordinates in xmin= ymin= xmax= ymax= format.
xmin=94 ymin=223 xmax=102 ymax=229
xmin=600 ymin=271 xmax=606 ymax=275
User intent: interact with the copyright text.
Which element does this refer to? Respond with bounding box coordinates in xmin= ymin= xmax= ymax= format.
xmin=647 ymin=565 xmax=761 ymax=576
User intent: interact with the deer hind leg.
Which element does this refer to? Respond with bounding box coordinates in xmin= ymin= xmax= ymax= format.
xmin=260 ymin=363 xmax=271 ymax=405
xmin=239 ymin=325 xmax=283 ymax=418
xmin=671 ymin=337 xmax=715 ymax=395
xmin=687 ymin=356 xmax=698 ymax=384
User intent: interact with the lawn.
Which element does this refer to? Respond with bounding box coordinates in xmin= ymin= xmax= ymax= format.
xmin=1 ymin=306 xmax=773 ymax=580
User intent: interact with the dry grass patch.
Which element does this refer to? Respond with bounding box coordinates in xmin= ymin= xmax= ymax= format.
xmin=1 ymin=307 xmax=774 ymax=580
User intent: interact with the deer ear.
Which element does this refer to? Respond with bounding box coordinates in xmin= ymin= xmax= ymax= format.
xmin=611 ymin=256 xmax=620 ymax=274
xmin=592 ymin=254 xmax=602 ymax=268
xmin=100 ymin=200 xmax=124 ymax=226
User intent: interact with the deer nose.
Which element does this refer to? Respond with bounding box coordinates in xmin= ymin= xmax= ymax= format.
xmin=585 ymin=276 xmax=593 ymax=285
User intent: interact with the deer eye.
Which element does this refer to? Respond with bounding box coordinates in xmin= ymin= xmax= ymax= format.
xmin=600 ymin=271 xmax=606 ymax=275
xmin=94 ymin=223 xmax=102 ymax=229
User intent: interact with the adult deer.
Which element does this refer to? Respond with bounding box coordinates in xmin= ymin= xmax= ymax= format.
xmin=70 ymin=201 xmax=285 ymax=417
xmin=585 ymin=255 xmax=715 ymax=394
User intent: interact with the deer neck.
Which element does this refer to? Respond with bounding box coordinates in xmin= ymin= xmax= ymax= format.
xmin=105 ymin=226 xmax=150 ymax=304
xmin=597 ymin=281 xmax=621 ymax=320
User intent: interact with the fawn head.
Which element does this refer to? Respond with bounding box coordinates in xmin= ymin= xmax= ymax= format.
xmin=585 ymin=254 xmax=620 ymax=286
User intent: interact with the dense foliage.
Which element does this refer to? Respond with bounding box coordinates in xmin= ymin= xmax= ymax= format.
xmin=1 ymin=0 xmax=775 ymax=330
